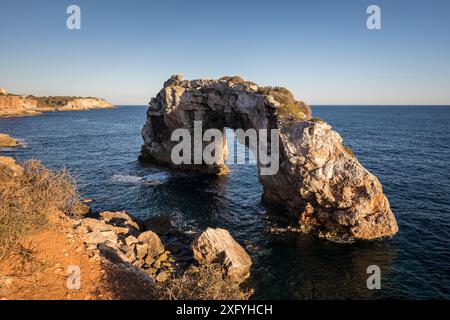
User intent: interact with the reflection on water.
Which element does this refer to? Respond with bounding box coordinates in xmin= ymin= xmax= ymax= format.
xmin=1 ymin=105 xmax=449 ymax=299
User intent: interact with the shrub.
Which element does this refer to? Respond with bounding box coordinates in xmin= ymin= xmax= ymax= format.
xmin=310 ymin=116 xmax=325 ymax=123
xmin=26 ymin=96 xmax=87 ymax=109
xmin=257 ymin=86 xmax=295 ymax=105
xmin=219 ymin=76 xmax=257 ymax=86
xmin=257 ymin=86 xmax=311 ymax=122
xmin=0 ymin=160 xmax=81 ymax=260
xmin=155 ymin=263 xmax=253 ymax=300
xmin=277 ymin=102 xmax=310 ymax=121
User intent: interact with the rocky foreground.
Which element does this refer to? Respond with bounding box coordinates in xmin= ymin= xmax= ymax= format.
xmin=0 ymin=87 xmax=113 ymax=118
xmin=0 ymin=156 xmax=252 ymax=300
xmin=141 ymin=75 xmax=398 ymax=241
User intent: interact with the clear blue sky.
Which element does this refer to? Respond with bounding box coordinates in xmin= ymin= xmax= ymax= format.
xmin=1 ymin=0 xmax=449 ymax=105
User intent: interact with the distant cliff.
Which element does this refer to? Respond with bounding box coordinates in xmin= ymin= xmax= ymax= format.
xmin=0 ymin=88 xmax=114 ymax=118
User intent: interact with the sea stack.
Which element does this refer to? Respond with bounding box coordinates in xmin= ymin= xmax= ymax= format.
xmin=140 ymin=75 xmax=398 ymax=241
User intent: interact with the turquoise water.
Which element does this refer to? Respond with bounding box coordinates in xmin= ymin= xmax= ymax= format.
xmin=1 ymin=105 xmax=449 ymax=299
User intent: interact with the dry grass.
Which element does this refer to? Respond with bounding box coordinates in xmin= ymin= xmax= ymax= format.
xmin=277 ymin=102 xmax=310 ymax=122
xmin=0 ymin=160 xmax=81 ymax=260
xmin=155 ymin=263 xmax=253 ymax=300
xmin=257 ymin=86 xmax=295 ymax=105
xmin=257 ymin=86 xmax=311 ymax=121
xmin=310 ymin=116 xmax=325 ymax=123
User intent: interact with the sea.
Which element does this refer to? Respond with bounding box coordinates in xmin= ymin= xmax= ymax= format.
xmin=1 ymin=105 xmax=449 ymax=299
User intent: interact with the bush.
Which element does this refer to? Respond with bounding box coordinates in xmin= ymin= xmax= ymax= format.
xmin=277 ymin=102 xmax=310 ymax=121
xmin=0 ymin=160 xmax=81 ymax=260
xmin=219 ymin=76 xmax=257 ymax=86
xmin=155 ymin=263 xmax=253 ymax=300
xmin=257 ymin=86 xmax=311 ymax=122
xmin=310 ymin=116 xmax=325 ymax=123
xmin=257 ymin=86 xmax=295 ymax=105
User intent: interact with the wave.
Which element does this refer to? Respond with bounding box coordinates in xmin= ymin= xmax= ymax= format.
xmin=111 ymin=171 xmax=170 ymax=186
xmin=111 ymin=174 xmax=143 ymax=184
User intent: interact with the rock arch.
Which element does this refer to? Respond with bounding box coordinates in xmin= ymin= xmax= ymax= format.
xmin=140 ymin=75 xmax=398 ymax=241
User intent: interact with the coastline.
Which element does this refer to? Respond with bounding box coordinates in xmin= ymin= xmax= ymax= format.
xmin=0 ymin=90 xmax=114 ymax=119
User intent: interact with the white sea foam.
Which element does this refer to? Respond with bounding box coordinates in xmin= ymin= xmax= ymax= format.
xmin=111 ymin=171 xmax=170 ymax=185
xmin=111 ymin=174 xmax=143 ymax=184
xmin=142 ymin=172 xmax=170 ymax=185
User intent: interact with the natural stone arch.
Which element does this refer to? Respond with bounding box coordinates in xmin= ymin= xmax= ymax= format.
xmin=140 ymin=75 xmax=398 ymax=241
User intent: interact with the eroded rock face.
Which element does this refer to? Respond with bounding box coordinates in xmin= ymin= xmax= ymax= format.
xmin=0 ymin=133 xmax=18 ymax=148
xmin=59 ymin=98 xmax=113 ymax=111
xmin=0 ymin=89 xmax=113 ymax=118
xmin=140 ymin=75 xmax=398 ymax=240
xmin=192 ymin=228 xmax=252 ymax=284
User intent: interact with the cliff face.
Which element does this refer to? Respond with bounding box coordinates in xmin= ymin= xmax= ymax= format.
xmin=0 ymin=95 xmax=40 ymax=117
xmin=0 ymin=88 xmax=114 ymax=118
xmin=140 ymin=75 xmax=398 ymax=241
xmin=60 ymin=98 xmax=113 ymax=110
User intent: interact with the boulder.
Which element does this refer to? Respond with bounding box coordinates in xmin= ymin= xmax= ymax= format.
xmin=124 ymin=235 xmax=138 ymax=246
xmin=192 ymin=228 xmax=252 ymax=284
xmin=79 ymin=217 xmax=129 ymax=235
xmin=137 ymin=230 xmax=165 ymax=258
xmin=99 ymin=211 xmax=142 ymax=231
xmin=0 ymin=134 xmax=17 ymax=148
xmin=142 ymin=215 xmax=172 ymax=236
xmin=83 ymin=230 xmax=118 ymax=247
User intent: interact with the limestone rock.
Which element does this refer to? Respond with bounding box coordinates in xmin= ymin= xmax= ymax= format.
xmin=0 ymin=134 xmax=17 ymax=148
xmin=99 ymin=211 xmax=142 ymax=234
xmin=80 ymin=218 xmax=124 ymax=234
xmin=59 ymin=98 xmax=113 ymax=111
xmin=137 ymin=230 xmax=165 ymax=257
xmin=142 ymin=215 xmax=172 ymax=236
xmin=1 ymin=92 xmax=113 ymax=118
xmin=192 ymin=228 xmax=252 ymax=284
xmin=140 ymin=75 xmax=398 ymax=241
xmin=124 ymin=235 xmax=138 ymax=246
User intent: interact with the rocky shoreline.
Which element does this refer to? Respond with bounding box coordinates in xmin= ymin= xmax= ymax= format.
xmin=0 ymin=133 xmax=17 ymax=148
xmin=0 ymin=87 xmax=114 ymax=118
xmin=0 ymin=156 xmax=252 ymax=299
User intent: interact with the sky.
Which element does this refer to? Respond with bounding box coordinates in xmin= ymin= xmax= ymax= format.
xmin=0 ymin=0 xmax=449 ymax=105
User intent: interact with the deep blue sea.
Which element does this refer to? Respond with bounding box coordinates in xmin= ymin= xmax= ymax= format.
xmin=1 ymin=105 xmax=449 ymax=299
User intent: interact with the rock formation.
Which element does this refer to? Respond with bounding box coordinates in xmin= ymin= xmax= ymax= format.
xmin=0 ymin=133 xmax=18 ymax=148
xmin=74 ymin=210 xmax=175 ymax=282
xmin=140 ymin=75 xmax=398 ymax=241
xmin=58 ymin=98 xmax=113 ymax=111
xmin=0 ymin=95 xmax=41 ymax=117
xmin=192 ymin=228 xmax=252 ymax=284
xmin=0 ymin=156 xmax=253 ymax=298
